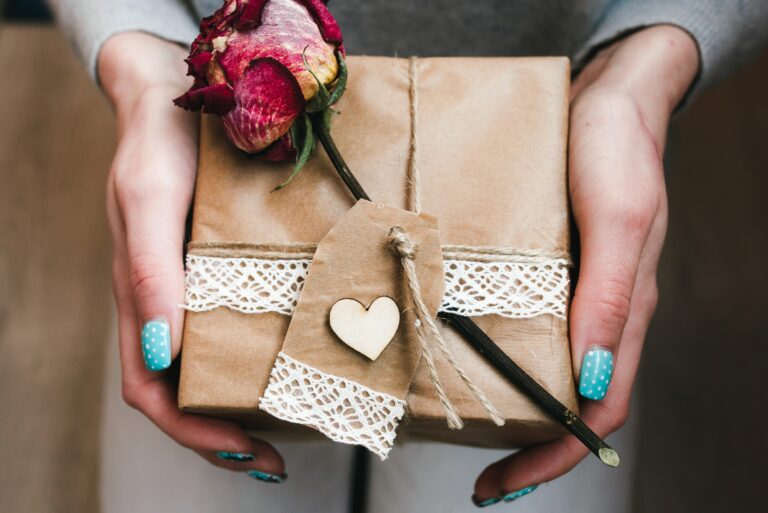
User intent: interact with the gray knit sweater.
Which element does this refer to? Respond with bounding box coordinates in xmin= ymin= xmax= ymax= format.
xmin=51 ymin=0 xmax=768 ymax=97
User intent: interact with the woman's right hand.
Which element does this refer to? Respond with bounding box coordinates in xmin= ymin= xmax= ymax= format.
xmin=99 ymin=31 xmax=285 ymax=481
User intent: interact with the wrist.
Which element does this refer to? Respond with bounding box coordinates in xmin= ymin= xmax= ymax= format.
xmin=98 ymin=32 xmax=191 ymax=115
xmin=585 ymin=25 xmax=700 ymax=115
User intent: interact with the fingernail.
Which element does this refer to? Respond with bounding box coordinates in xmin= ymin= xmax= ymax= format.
xmin=503 ymin=485 xmax=538 ymax=502
xmin=246 ymin=470 xmax=286 ymax=484
xmin=216 ymin=451 xmax=254 ymax=462
xmin=579 ymin=347 xmax=614 ymax=400
xmin=472 ymin=495 xmax=501 ymax=508
xmin=141 ymin=320 xmax=171 ymax=371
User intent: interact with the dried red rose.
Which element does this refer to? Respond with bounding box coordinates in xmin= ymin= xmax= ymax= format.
xmin=174 ymin=0 xmax=345 ymax=159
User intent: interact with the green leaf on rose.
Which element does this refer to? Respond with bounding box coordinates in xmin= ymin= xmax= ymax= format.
xmin=272 ymin=113 xmax=315 ymax=191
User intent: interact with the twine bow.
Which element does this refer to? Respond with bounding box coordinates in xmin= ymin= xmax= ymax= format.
xmin=388 ymin=226 xmax=504 ymax=429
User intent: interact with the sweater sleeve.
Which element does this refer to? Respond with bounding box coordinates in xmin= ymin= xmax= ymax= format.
xmin=574 ymin=0 xmax=768 ymax=98
xmin=48 ymin=0 xmax=199 ymax=81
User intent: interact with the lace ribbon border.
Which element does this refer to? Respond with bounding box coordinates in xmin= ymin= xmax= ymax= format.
xmin=259 ymin=352 xmax=406 ymax=460
xmin=184 ymin=254 xmax=570 ymax=320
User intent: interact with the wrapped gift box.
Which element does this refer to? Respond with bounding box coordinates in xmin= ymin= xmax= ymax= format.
xmin=179 ymin=56 xmax=576 ymax=450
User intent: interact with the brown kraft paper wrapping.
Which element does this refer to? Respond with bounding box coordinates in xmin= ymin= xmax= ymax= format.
xmin=258 ymin=200 xmax=444 ymax=458
xmin=179 ymin=56 xmax=577 ymax=449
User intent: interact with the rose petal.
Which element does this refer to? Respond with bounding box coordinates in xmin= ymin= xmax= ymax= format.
xmin=234 ymin=0 xmax=269 ymax=31
xmin=259 ymin=133 xmax=297 ymax=162
xmin=296 ymin=0 xmax=343 ymax=44
xmin=222 ymin=57 xmax=305 ymax=153
xmin=192 ymin=0 xmax=239 ymax=52
xmin=173 ymin=83 xmax=235 ymax=115
xmin=216 ymin=0 xmax=340 ymax=101
xmin=201 ymin=0 xmax=238 ymax=33
xmin=185 ymin=51 xmax=213 ymax=79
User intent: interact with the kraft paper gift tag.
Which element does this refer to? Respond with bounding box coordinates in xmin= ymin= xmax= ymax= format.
xmin=259 ymin=200 xmax=445 ymax=459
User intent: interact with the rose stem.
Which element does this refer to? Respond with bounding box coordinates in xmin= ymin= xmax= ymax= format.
xmin=308 ymin=113 xmax=619 ymax=468
xmin=310 ymin=113 xmax=370 ymax=202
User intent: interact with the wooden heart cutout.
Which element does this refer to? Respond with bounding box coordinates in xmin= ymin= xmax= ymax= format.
xmin=329 ymin=296 xmax=401 ymax=361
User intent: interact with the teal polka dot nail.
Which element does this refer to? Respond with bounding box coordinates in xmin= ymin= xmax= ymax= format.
xmin=216 ymin=451 xmax=254 ymax=462
xmin=472 ymin=496 xmax=501 ymax=508
xmin=141 ymin=320 xmax=171 ymax=371
xmin=246 ymin=470 xmax=286 ymax=484
xmin=579 ymin=347 xmax=614 ymax=400
xmin=503 ymin=485 xmax=538 ymax=502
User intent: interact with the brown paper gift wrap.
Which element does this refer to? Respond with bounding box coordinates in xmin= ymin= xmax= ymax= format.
xmin=179 ymin=56 xmax=577 ymax=449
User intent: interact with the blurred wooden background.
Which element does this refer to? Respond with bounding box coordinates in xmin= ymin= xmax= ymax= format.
xmin=0 ymin=25 xmax=113 ymax=513
xmin=0 ymin=23 xmax=765 ymax=513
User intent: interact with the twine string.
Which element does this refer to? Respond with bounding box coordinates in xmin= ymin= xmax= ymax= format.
xmin=187 ymin=241 xmax=571 ymax=263
xmin=388 ymin=226 xmax=505 ymax=428
xmin=408 ymin=57 xmax=423 ymax=214
xmin=399 ymin=57 xmax=504 ymax=428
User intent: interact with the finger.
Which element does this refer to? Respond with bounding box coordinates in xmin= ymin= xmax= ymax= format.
xmin=113 ymin=106 xmax=198 ymax=370
xmin=197 ymin=441 xmax=288 ymax=483
xmin=473 ymin=258 xmax=657 ymax=505
xmin=473 ymin=399 xmax=616 ymax=505
xmin=568 ymin=101 xmax=662 ymax=401
xmin=108 ymin=195 xmax=285 ymax=475
xmin=107 ymin=174 xmax=149 ymax=380
xmin=135 ymin=378 xmax=285 ymax=476
xmin=473 ymin=198 xmax=667 ymax=506
xmin=473 ymin=333 xmax=636 ymax=505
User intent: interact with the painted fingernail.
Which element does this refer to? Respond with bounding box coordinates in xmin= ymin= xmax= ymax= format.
xmin=472 ymin=495 xmax=501 ymax=508
xmin=579 ymin=347 xmax=614 ymax=400
xmin=503 ymin=485 xmax=538 ymax=502
xmin=141 ymin=320 xmax=171 ymax=371
xmin=246 ymin=470 xmax=286 ymax=484
xmin=216 ymin=451 xmax=254 ymax=462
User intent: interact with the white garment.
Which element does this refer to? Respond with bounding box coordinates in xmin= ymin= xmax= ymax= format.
xmin=100 ymin=319 xmax=636 ymax=513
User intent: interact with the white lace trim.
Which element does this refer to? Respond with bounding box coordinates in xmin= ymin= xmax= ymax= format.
xmin=259 ymin=352 xmax=406 ymax=459
xmin=185 ymin=254 xmax=569 ymax=319
xmin=441 ymin=259 xmax=569 ymax=319
xmin=185 ymin=255 xmax=309 ymax=316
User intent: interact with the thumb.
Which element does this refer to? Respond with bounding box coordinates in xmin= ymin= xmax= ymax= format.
xmin=120 ymin=173 xmax=192 ymax=372
xmin=569 ymin=191 xmax=654 ymax=400
xmin=568 ymin=92 xmax=663 ymax=402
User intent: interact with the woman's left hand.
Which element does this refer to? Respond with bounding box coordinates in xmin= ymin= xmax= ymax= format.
xmin=100 ymin=32 xmax=286 ymax=479
xmin=473 ymin=25 xmax=699 ymax=506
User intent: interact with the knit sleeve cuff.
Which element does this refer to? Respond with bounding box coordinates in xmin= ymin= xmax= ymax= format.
xmin=573 ymin=0 xmax=768 ymax=104
xmin=53 ymin=0 xmax=199 ymax=83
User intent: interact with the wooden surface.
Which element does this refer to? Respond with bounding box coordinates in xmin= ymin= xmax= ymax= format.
xmin=0 ymin=24 xmax=766 ymax=513
xmin=0 ymin=25 xmax=114 ymax=513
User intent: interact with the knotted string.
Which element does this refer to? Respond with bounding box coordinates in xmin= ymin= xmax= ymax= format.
xmin=390 ymin=63 xmax=504 ymax=429
xmin=388 ymin=226 xmax=504 ymax=428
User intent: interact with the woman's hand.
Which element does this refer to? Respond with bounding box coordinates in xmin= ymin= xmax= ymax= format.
xmin=100 ymin=32 xmax=285 ymax=481
xmin=473 ymin=25 xmax=699 ymax=505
